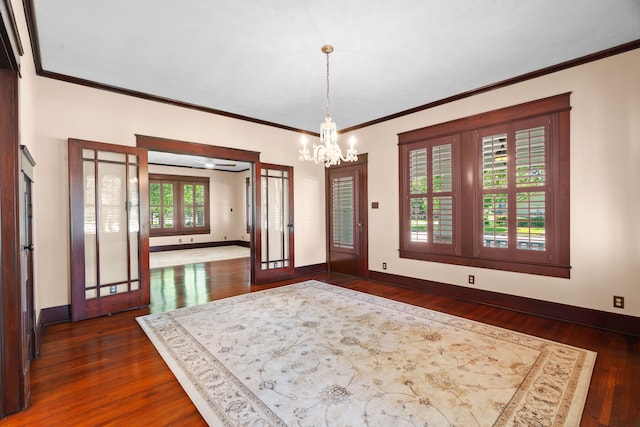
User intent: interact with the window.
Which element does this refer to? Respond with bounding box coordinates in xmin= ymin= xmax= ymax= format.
xmin=399 ymin=94 xmax=570 ymax=278
xmin=150 ymin=174 xmax=210 ymax=236
xmin=405 ymin=135 xmax=459 ymax=255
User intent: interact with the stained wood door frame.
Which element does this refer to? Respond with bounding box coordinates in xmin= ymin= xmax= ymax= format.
xmin=136 ymin=135 xmax=299 ymax=285
xmin=136 ymin=135 xmax=262 ymax=284
xmin=0 ymin=3 xmax=26 ymax=414
xmin=325 ymin=153 xmax=368 ymax=278
xmin=0 ymin=69 xmax=26 ymax=417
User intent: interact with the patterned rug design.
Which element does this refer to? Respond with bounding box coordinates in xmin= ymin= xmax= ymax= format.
xmin=137 ymin=280 xmax=596 ymax=426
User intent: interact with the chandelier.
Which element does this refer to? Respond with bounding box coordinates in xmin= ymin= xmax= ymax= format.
xmin=299 ymin=45 xmax=357 ymax=167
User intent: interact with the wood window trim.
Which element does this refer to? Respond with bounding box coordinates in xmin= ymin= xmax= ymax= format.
xmin=149 ymin=173 xmax=210 ymax=237
xmin=398 ymin=93 xmax=571 ymax=278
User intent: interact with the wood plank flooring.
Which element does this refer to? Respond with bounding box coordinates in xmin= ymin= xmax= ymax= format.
xmin=2 ymin=258 xmax=638 ymax=426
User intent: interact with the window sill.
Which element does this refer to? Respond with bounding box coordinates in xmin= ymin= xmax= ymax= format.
xmin=150 ymin=228 xmax=211 ymax=238
xmin=399 ymin=250 xmax=570 ymax=279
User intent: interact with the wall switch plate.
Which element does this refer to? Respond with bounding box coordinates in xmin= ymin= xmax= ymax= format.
xmin=613 ymin=296 xmax=625 ymax=309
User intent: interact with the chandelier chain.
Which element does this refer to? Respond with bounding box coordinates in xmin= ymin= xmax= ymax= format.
xmin=325 ymin=49 xmax=331 ymax=118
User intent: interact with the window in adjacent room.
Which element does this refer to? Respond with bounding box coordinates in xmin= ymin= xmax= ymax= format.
xmin=150 ymin=174 xmax=210 ymax=236
xmin=398 ymin=94 xmax=570 ymax=278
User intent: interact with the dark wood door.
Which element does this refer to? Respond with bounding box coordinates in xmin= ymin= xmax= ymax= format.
xmin=68 ymin=139 xmax=149 ymax=321
xmin=326 ymin=154 xmax=368 ymax=277
xmin=19 ymin=146 xmax=36 ymax=409
xmin=253 ymin=163 xmax=294 ymax=284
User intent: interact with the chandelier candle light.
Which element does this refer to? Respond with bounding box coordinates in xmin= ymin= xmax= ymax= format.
xmin=299 ymin=45 xmax=358 ymax=167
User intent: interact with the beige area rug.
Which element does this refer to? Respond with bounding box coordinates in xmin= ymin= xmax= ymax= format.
xmin=137 ymin=280 xmax=596 ymax=426
xmin=149 ymin=245 xmax=250 ymax=269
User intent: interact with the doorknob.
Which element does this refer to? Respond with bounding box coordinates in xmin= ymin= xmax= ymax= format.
xmin=23 ymin=244 xmax=35 ymax=252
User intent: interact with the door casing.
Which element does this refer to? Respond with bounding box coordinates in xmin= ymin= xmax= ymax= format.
xmin=0 ymin=69 xmax=27 ymax=418
xmin=136 ymin=135 xmax=296 ymax=285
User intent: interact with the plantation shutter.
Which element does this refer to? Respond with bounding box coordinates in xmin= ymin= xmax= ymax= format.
xmin=409 ymin=147 xmax=427 ymax=243
xmin=478 ymin=117 xmax=550 ymax=263
xmin=431 ymin=143 xmax=454 ymax=245
xmin=332 ymin=175 xmax=355 ymax=250
xmin=402 ymin=135 xmax=458 ymax=255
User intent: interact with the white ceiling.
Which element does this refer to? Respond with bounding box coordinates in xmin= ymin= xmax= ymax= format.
xmin=31 ymin=1 xmax=640 ymax=134
xmin=148 ymin=151 xmax=251 ymax=172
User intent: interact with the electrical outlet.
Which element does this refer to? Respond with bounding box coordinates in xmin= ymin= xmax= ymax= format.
xmin=468 ymin=275 xmax=475 ymax=285
xmin=382 ymin=262 xmax=387 ymax=270
xmin=613 ymin=296 xmax=625 ymax=309
xmin=110 ymin=285 xmax=117 ymax=294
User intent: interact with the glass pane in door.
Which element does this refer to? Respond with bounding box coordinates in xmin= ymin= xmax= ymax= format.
xmin=83 ymin=159 xmax=97 ymax=299
xmin=81 ymin=148 xmax=140 ymax=298
xmin=332 ymin=176 xmax=355 ymax=250
xmin=129 ymin=164 xmax=140 ymax=289
xmin=261 ymin=168 xmax=290 ymax=270
xmin=98 ymin=161 xmax=128 ymax=286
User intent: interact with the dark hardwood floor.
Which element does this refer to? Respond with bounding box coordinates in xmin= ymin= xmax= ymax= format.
xmin=2 ymin=257 xmax=638 ymax=426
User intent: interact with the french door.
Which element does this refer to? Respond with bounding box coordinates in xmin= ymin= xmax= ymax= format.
xmin=68 ymin=139 xmax=149 ymax=321
xmin=254 ymin=163 xmax=294 ymax=283
xmin=326 ymin=154 xmax=368 ymax=277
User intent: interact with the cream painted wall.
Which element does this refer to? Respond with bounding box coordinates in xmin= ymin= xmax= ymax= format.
xmin=345 ymin=48 xmax=640 ymax=317
xmin=30 ymin=81 xmax=326 ymax=311
xmin=12 ymin=0 xmax=639 ymax=319
xmin=14 ymin=0 xmax=40 ymax=319
xmin=30 ymin=80 xmax=326 ymax=311
xmin=148 ymin=165 xmax=251 ymax=246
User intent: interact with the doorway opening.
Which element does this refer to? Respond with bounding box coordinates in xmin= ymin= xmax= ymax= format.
xmin=146 ymin=150 xmax=254 ymax=312
xmin=136 ymin=134 xmax=259 ymax=310
xmin=136 ymin=134 xmax=296 ymax=309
